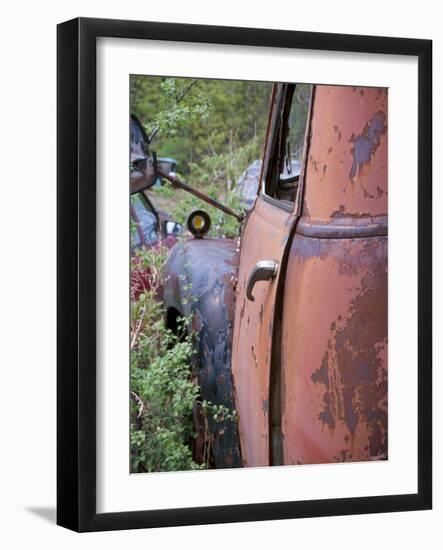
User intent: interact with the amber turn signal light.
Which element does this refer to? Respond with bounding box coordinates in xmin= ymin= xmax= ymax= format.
xmin=187 ymin=209 xmax=211 ymax=238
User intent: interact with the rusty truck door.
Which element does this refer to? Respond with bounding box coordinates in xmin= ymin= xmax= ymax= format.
xmin=231 ymin=83 xmax=312 ymax=467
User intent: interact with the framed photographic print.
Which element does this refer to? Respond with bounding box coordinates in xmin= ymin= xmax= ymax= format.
xmin=57 ymin=17 xmax=432 ymax=531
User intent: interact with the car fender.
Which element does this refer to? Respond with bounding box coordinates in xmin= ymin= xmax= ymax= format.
xmin=163 ymin=237 xmax=242 ymax=468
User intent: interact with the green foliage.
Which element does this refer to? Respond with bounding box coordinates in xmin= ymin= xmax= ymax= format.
xmin=188 ymin=136 xmax=261 ymax=189
xmin=149 ymin=78 xmax=211 ymax=139
xmin=131 ymin=332 xmax=200 ymax=472
xmin=130 ymin=75 xmax=271 ymax=176
xmin=130 ymin=246 xmax=199 ymax=473
xmin=201 ymin=400 xmax=237 ymax=423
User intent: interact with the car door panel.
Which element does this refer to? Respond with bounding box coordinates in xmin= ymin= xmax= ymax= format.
xmin=231 ymin=82 xmax=311 ymax=467
xmin=231 ymin=195 xmax=296 ymax=467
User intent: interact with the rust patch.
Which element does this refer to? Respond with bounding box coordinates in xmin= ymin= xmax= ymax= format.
xmin=192 ymin=310 xmax=203 ymax=332
xmin=251 ymin=346 xmax=258 ymax=369
xmin=319 ymin=392 xmax=335 ymax=430
xmin=333 ymin=125 xmax=342 ymax=141
xmin=239 ymin=298 xmax=246 ymax=319
xmin=311 ymin=351 xmax=330 ymax=389
xmin=330 ymin=208 xmax=374 ymax=219
xmin=319 ymin=278 xmax=387 ymax=454
xmin=259 ymin=305 xmax=264 ymax=323
xmin=349 ymin=111 xmax=386 ymax=182
xmin=222 ymin=271 xmax=236 ymax=313
xmin=310 ymin=155 xmax=320 ymax=174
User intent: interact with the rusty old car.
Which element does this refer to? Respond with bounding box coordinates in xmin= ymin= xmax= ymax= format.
xmin=161 ymin=83 xmax=388 ymax=469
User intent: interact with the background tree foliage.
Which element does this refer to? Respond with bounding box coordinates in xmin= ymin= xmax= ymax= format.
xmin=130 ymin=75 xmax=272 ymax=179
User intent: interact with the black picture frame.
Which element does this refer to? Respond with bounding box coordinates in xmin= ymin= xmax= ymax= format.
xmin=57 ymin=17 xmax=432 ymax=532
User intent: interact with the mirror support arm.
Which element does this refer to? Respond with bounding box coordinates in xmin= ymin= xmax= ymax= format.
xmin=158 ymin=169 xmax=244 ymax=223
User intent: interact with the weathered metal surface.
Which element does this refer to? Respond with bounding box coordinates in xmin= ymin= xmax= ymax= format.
xmin=231 ymin=195 xmax=296 ymax=467
xmin=231 ymin=84 xmax=388 ymax=467
xmin=303 ymin=86 xmax=387 ymax=221
xmin=276 ymin=84 xmax=388 ymax=464
xmin=280 ymin=234 xmax=387 ymax=464
xmin=296 ymin=214 xmax=388 ymax=239
xmin=163 ymin=238 xmax=242 ymax=468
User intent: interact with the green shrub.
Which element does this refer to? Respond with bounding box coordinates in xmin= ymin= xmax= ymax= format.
xmin=130 ymin=245 xmax=201 ymax=472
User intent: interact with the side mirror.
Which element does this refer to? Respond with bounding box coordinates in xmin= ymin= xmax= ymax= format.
xmin=130 ymin=152 xmax=158 ymax=195
xmin=279 ymin=158 xmax=301 ymax=189
xmin=164 ymin=220 xmax=183 ymax=237
xmin=279 ymin=173 xmax=299 ymax=186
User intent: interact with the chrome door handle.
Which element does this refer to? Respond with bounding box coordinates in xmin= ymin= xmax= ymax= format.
xmin=246 ymin=260 xmax=279 ymax=302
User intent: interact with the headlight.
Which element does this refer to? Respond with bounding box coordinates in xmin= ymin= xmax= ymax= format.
xmin=187 ymin=209 xmax=211 ymax=238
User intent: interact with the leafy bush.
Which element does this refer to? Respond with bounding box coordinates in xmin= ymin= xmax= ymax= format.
xmin=130 ymin=245 xmax=201 ymax=473
xmin=188 ymin=136 xmax=261 ymax=190
xmin=150 ymin=78 xmax=212 ymax=139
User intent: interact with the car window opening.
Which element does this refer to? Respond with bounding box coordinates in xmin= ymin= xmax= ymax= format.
xmin=265 ymin=83 xmax=312 ymax=206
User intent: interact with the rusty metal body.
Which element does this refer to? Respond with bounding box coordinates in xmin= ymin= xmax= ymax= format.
xmin=231 ymin=196 xmax=297 ymax=466
xmin=280 ymin=235 xmax=387 ymax=464
xmin=232 ymin=84 xmax=387 ymax=466
xmin=279 ymin=86 xmax=388 ymax=464
xmin=163 ymin=238 xmax=242 ymax=468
